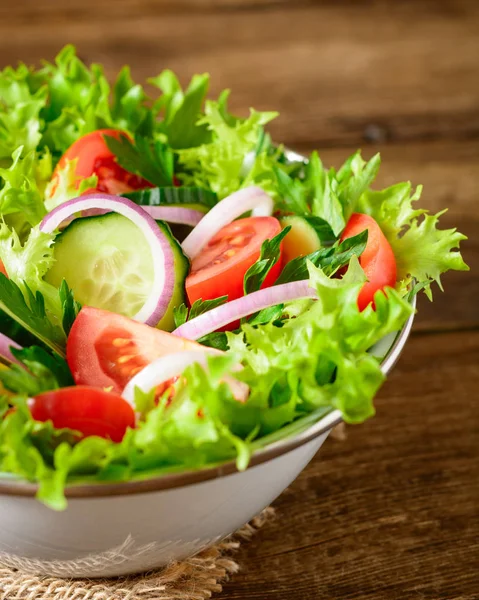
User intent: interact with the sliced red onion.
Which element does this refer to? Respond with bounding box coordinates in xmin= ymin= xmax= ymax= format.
xmin=181 ymin=186 xmax=274 ymax=259
xmin=141 ymin=206 xmax=204 ymax=227
xmin=0 ymin=333 xmax=23 ymax=366
xmin=40 ymin=194 xmax=176 ymax=327
xmin=173 ymin=280 xmax=316 ymax=340
xmin=59 ymin=206 xmax=203 ymax=230
xmin=58 ymin=207 xmax=109 ymax=230
xmin=122 ymin=351 xmax=248 ymax=406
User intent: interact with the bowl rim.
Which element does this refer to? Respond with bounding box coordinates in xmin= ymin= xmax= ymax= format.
xmin=0 ymin=296 xmax=416 ymax=499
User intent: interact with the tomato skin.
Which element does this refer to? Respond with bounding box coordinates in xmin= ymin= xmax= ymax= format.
xmin=340 ymin=213 xmax=397 ymax=310
xmin=0 ymin=260 xmax=7 ymax=277
xmin=185 ymin=217 xmax=283 ymax=308
xmin=29 ymin=386 xmax=135 ymax=442
xmin=67 ymin=307 xmax=206 ymax=394
xmin=47 ymin=129 xmax=154 ymax=198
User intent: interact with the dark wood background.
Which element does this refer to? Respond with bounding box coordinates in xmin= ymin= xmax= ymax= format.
xmin=1 ymin=1 xmax=478 ymax=598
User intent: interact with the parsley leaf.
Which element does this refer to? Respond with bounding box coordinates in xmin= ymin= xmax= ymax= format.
xmin=247 ymin=304 xmax=285 ymax=327
xmin=0 ymin=345 xmax=73 ymax=395
xmin=274 ymin=150 xmax=380 ymax=238
xmin=178 ymin=97 xmax=278 ymax=199
xmin=150 ymin=70 xmax=211 ymax=149
xmin=173 ymin=296 xmax=228 ymax=329
xmin=104 ymin=133 xmax=174 ymax=187
xmin=59 ymin=280 xmax=81 ymax=337
xmin=196 ymin=331 xmax=229 ymax=351
xmin=0 ymin=274 xmax=65 ymax=356
xmin=243 ymin=227 xmax=291 ymax=295
xmin=275 ymin=230 xmax=368 ymax=285
xmin=302 ymin=215 xmax=336 ymax=245
xmin=0 ymin=310 xmax=44 ymax=348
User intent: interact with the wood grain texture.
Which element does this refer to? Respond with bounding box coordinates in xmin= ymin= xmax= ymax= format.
xmin=221 ymin=329 xmax=479 ymax=600
xmin=1 ymin=1 xmax=479 ymax=148
xmin=1 ymin=1 xmax=477 ymax=598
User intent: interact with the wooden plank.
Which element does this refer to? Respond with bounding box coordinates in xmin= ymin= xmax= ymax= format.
xmin=220 ymin=328 xmax=479 ymax=599
xmin=1 ymin=2 xmax=479 ymax=147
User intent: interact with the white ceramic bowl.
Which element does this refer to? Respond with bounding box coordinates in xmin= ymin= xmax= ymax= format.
xmin=0 ymin=304 xmax=415 ymax=578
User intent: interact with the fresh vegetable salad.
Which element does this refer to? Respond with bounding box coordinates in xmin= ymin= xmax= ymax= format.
xmin=0 ymin=47 xmax=468 ymax=509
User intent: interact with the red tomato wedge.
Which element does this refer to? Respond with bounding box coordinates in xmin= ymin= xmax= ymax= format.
xmin=340 ymin=213 xmax=397 ymax=311
xmin=29 ymin=386 xmax=135 ymax=442
xmin=0 ymin=260 xmax=7 ymax=277
xmin=47 ymin=129 xmax=154 ymax=198
xmin=67 ymin=307 xmax=207 ymax=394
xmin=186 ymin=216 xmax=283 ymax=306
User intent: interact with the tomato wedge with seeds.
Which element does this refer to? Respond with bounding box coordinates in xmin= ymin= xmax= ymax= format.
xmin=340 ymin=213 xmax=397 ymax=311
xmin=185 ymin=216 xmax=283 ymax=306
xmin=67 ymin=307 xmax=207 ymax=394
xmin=46 ymin=129 xmax=154 ymax=199
xmin=29 ymin=386 xmax=135 ymax=443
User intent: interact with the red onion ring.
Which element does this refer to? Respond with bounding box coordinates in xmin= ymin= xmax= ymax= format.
xmin=40 ymin=194 xmax=176 ymax=327
xmin=60 ymin=206 xmax=204 ymax=230
xmin=122 ymin=350 xmax=248 ymax=408
xmin=0 ymin=333 xmax=23 ymax=366
xmin=172 ymin=280 xmax=316 ymax=340
xmin=140 ymin=205 xmax=204 ymax=226
xmin=181 ymin=186 xmax=274 ymax=258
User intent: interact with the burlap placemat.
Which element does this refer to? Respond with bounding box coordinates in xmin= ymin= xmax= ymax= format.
xmin=0 ymin=508 xmax=274 ymax=600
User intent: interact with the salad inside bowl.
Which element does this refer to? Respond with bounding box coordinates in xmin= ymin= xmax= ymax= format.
xmin=0 ymin=46 xmax=468 ymax=512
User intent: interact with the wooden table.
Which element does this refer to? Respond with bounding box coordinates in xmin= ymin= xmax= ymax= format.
xmin=1 ymin=1 xmax=478 ymax=598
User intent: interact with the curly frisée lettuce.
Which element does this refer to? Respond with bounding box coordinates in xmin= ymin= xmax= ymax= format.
xmin=0 ymin=223 xmax=63 ymax=322
xmin=177 ymin=95 xmax=279 ymax=199
xmin=0 ymin=46 xmax=468 ymax=509
xmin=355 ymin=183 xmax=469 ymax=299
xmin=274 ymin=152 xmax=468 ymax=298
xmin=0 ymin=260 xmax=413 ymax=509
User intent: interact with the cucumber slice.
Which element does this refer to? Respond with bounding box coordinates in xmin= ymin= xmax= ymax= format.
xmin=123 ymin=187 xmax=213 ymax=246
xmin=124 ymin=187 xmax=217 ymax=209
xmin=45 ymin=213 xmax=189 ymax=331
xmin=280 ymin=216 xmax=322 ymax=263
xmin=155 ymin=221 xmax=189 ymax=331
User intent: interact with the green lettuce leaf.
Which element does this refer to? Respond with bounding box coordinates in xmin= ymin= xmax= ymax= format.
xmin=356 ymin=182 xmax=469 ymax=298
xmin=111 ymin=66 xmax=153 ymax=137
xmin=40 ymin=46 xmax=156 ymax=156
xmin=0 ymin=405 xmax=74 ymax=510
xmin=0 ymin=47 xmax=468 ymax=512
xmin=0 ymin=147 xmax=47 ymax=234
xmin=173 ymin=296 xmax=228 ymax=329
xmin=178 ymin=95 xmax=278 ymax=198
xmin=0 ymin=223 xmax=61 ymax=320
xmin=150 ymin=70 xmax=211 ymax=149
xmin=0 ymin=257 xmax=414 ymax=509
xmin=276 ymin=149 xmax=467 ymax=298
xmin=44 ymin=158 xmax=97 ymax=212
xmin=0 ymin=63 xmax=47 ymax=160
xmin=274 ymin=150 xmax=380 ymax=238
xmin=0 ymin=274 xmax=65 ymax=356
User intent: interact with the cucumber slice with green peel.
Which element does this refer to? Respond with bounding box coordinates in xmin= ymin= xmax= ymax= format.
xmin=155 ymin=221 xmax=190 ymax=331
xmin=45 ymin=213 xmax=189 ymax=330
xmin=280 ymin=216 xmax=323 ymax=263
xmin=123 ymin=186 xmax=217 ymax=209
